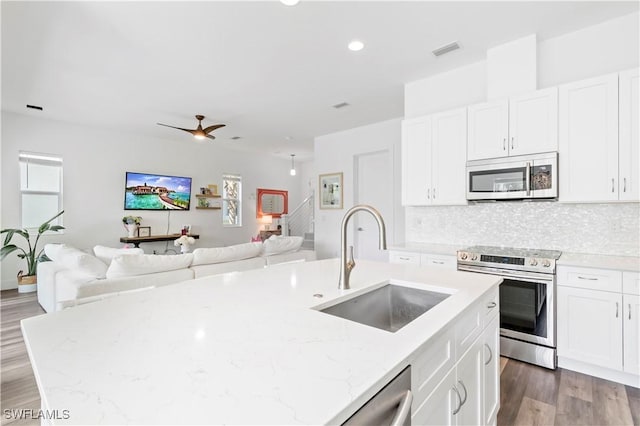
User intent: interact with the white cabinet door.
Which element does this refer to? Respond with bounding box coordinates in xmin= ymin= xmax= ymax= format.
xmin=412 ymin=367 xmax=456 ymax=426
xmin=482 ymin=317 xmax=500 ymax=426
xmin=402 ymin=117 xmax=431 ymax=205
xmin=431 ymin=108 xmax=468 ymax=205
xmin=509 ymin=87 xmax=558 ymax=156
xmin=559 ymin=73 xmax=619 ymax=202
xmin=467 ymin=100 xmax=509 ymax=161
xmin=619 ymin=68 xmax=639 ymax=201
xmin=557 ymin=286 xmax=623 ymax=370
xmin=456 ymin=337 xmax=483 ymax=426
xmin=623 ymin=294 xmax=640 ymax=375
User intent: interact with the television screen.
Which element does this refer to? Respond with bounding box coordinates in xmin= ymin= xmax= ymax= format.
xmin=124 ymin=172 xmax=192 ymax=210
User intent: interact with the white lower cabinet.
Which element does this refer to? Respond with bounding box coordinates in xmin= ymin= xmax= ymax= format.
xmin=557 ymin=266 xmax=640 ymax=386
xmin=411 ymin=289 xmax=499 ymax=426
xmin=389 ymin=250 xmax=456 ymax=270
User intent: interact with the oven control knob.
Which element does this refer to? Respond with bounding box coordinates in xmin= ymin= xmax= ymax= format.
xmin=470 ymin=254 xmax=478 ymax=261
xmin=460 ymin=252 xmax=468 ymax=260
xmin=542 ymin=259 xmax=551 ymax=267
xmin=529 ymin=258 xmax=538 ymax=266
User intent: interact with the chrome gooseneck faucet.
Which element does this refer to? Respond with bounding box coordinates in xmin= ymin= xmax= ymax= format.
xmin=339 ymin=205 xmax=387 ymax=290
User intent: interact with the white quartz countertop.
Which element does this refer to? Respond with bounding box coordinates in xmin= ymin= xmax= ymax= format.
xmin=388 ymin=242 xmax=461 ymax=256
xmin=22 ymin=259 xmax=500 ymax=425
xmin=558 ymin=252 xmax=640 ymax=272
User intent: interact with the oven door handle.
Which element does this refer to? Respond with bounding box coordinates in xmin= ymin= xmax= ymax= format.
xmin=458 ymin=264 xmax=553 ymax=282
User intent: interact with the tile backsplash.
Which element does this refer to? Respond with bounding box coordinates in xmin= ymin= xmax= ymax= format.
xmin=406 ymin=202 xmax=640 ymax=256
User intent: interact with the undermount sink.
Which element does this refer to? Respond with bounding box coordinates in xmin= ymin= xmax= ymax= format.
xmin=320 ymin=284 xmax=450 ymax=333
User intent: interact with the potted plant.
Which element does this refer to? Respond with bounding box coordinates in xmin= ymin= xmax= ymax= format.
xmin=122 ymin=215 xmax=142 ymax=237
xmin=1 ymin=210 xmax=65 ymax=292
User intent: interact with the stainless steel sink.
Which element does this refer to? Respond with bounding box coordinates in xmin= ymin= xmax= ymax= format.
xmin=320 ymin=284 xmax=450 ymax=333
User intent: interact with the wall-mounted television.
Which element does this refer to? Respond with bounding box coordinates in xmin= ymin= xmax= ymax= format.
xmin=124 ymin=172 xmax=192 ymax=210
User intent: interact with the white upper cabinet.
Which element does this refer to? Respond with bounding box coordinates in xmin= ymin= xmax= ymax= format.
xmin=619 ymin=68 xmax=639 ymax=201
xmin=402 ymin=116 xmax=431 ymax=206
xmin=467 ymin=88 xmax=558 ymax=161
xmin=559 ymin=73 xmax=620 ymax=202
xmin=402 ymin=108 xmax=467 ymax=206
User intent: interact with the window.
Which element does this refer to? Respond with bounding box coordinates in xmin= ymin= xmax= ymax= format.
xmin=19 ymin=152 xmax=63 ymax=230
xmin=222 ymin=174 xmax=242 ymax=226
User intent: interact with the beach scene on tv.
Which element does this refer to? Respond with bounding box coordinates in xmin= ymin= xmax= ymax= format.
xmin=124 ymin=172 xmax=191 ymax=210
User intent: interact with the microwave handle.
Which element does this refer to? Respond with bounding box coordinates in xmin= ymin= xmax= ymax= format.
xmin=525 ymin=162 xmax=531 ymax=196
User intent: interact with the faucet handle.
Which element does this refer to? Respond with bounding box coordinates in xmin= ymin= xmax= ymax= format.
xmin=347 ymin=245 xmax=356 ymax=270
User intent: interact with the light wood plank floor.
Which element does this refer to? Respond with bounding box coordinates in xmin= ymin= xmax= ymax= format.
xmin=1 ymin=289 xmax=638 ymax=425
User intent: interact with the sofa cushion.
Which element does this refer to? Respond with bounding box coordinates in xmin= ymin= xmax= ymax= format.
xmin=192 ymin=242 xmax=263 ymax=266
xmin=106 ymin=253 xmax=194 ymax=279
xmin=93 ymin=245 xmax=144 ymax=265
xmin=262 ymin=236 xmax=303 ymax=256
xmin=44 ymin=244 xmax=108 ymax=279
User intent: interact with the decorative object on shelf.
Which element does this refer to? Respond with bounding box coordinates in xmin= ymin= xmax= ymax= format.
xmin=174 ymin=235 xmax=196 ymax=254
xmin=157 ymin=114 xmax=226 ymax=141
xmin=256 ymin=188 xmax=288 ymax=218
xmin=319 ymin=172 xmax=343 ymax=209
xmin=1 ymin=210 xmax=65 ymax=293
xmin=290 ymin=154 xmax=297 ymax=176
xmin=122 ymin=215 xmax=142 ymax=237
xmin=181 ymin=224 xmax=191 ymax=235
xmin=208 ymin=184 xmax=218 ymax=195
xmin=137 ymin=226 xmax=151 ymax=237
xmin=258 ymin=215 xmax=273 ymax=230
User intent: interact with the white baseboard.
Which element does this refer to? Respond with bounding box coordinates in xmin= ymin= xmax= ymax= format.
xmin=558 ymin=356 xmax=640 ymax=388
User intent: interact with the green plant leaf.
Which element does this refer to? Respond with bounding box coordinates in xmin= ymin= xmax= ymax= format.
xmin=0 ymin=245 xmax=19 ymax=259
xmin=38 ymin=210 xmax=64 ymax=234
xmin=48 ymin=225 xmax=65 ymax=232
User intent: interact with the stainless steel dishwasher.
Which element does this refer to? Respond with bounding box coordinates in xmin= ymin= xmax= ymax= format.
xmin=342 ymin=366 xmax=412 ymax=426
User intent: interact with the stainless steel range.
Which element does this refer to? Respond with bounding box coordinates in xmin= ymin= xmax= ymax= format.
xmin=457 ymin=246 xmax=562 ymax=369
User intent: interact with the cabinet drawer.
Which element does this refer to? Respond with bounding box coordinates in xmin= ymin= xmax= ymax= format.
xmin=410 ymin=327 xmax=455 ymax=405
xmin=389 ymin=251 xmax=420 ymax=265
xmin=623 ymin=271 xmax=640 ymax=295
xmin=420 ymin=254 xmax=456 ymax=270
xmin=557 ymin=266 xmax=622 ymax=292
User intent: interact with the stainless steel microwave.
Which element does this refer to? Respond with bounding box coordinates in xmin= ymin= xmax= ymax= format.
xmin=466 ymin=152 xmax=558 ymax=200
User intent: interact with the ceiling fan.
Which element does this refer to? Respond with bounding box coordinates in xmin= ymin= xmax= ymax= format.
xmin=157 ymin=115 xmax=226 ymax=140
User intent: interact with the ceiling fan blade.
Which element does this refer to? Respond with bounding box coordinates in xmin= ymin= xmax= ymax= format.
xmin=157 ymin=123 xmax=196 ymax=134
xmin=203 ymin=124 xmax=226 ymax=134
xmin=205 ymin=134 xmax=216 ymax=141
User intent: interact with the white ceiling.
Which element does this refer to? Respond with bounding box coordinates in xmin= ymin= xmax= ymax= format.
xmin=2 ymin=1 xmax=637 ymax=160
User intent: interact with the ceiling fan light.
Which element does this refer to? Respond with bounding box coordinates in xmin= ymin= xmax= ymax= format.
xmin=290 ymin=168 xmax=297 ymax=176
xmin=194 ymin=134 xmax=205 ymax=140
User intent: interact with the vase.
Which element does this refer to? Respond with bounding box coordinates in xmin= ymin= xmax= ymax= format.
xmin=17 ymin=270 xmax=37 ymax=293
xmin=125 ymin=224 xmax=138 ymax=237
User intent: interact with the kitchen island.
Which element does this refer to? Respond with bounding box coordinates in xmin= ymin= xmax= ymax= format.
xmin=21 ymin=259 xmax=501 ymax=425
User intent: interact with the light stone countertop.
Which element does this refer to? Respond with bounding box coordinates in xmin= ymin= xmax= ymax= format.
xmin=388 ymin=242 xmax=462 ymax=256
xmin=558 ymin=252 xmax=640 ymax=272
xmin=21 ymin=259 xmax=500 ymax=425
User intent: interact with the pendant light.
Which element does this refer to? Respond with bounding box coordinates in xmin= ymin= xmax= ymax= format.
xmin=290 ymin=154 xmax=297 ymax=176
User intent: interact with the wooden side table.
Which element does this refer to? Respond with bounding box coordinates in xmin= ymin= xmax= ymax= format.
xmin=259 ymin=230 xmax=281 ymax=241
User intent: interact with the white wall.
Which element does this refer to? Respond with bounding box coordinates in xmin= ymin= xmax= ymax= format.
xmin=313 ymin=118 xmax=403 ymax=260
xmin=1 ymin=112 xmax=302 ymax=289
xmin=402 ymin=11 xmax=640 ymax=257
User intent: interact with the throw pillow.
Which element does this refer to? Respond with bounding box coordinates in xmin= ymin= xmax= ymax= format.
xmin=262 ymin=236 xmax=303 ymax=256
xmin=93 ymin=245 xmax=144 ymax=265
xmin=106 ymin=253 xmax=194 ymax=278
xmin=45 ymin=244 xmax=108 ymax=279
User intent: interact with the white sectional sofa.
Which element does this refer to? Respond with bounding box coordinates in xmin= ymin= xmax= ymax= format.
xmin=37 ymin=237 xmax=315 ymax=313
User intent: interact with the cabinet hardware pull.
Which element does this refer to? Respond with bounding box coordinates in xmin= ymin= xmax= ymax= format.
xmin=577 ymin=276 xmax=598 ymax=281
xmin=390 ymin=390 xmax=413 ymax=426
xmin=487 ymin=301 xmax=497 ymax=309
xmin=624 ymin=178 xmax=627 ymax=193
xmin=629 ymin=304 xmax=632 ymax=320
xmin=616 ymin=302 xmax=619 ymax=318
xmin=432 ymin=260 xmax=445 ymax=265
xmin=433 ymin=188 xmax=436 ymax=199
xmin=612 ymin=178 xmax=615 ymax=193
xmin=511 ymin=137 xmax=514 ymax=150
xmin=485 ymin=343 xmax=493 ymax=366
xmin=452 ymin=386 xmax=462 ymax=415
xmin=503 ymin=138 xmax=506 ymax=151
xmin=427 ymin=188 xmax=430 ymax=199
xmin=399 ymin=257 xmax=410 ymax=261
xmin=457 ymin=380 xmax=468 ymax=406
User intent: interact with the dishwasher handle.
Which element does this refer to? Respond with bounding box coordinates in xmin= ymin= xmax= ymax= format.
xmin=390 ymin=390 xmax=413 ymax=426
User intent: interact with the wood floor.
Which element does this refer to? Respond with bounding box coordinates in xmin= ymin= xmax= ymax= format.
xmin=1 ymin=289 xmax=638 ymax=426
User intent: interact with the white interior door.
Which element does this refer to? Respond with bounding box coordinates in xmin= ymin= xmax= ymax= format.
xmin=354 ymin=150 xmax=392 ymax=261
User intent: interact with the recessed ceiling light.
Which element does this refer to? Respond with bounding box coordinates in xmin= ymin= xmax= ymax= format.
xmin=280 ymin=0 xmax=299 ymax=6
xmin=348 ymin=40 xmax=364 ymax=52
xmin=230 ymin=136 xmax=242 ymax=140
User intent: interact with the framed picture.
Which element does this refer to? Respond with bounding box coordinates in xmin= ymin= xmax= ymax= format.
xmin=208 ymin=184 xmax=218 ymax=195
xmin=137 ymin=226 xmax=151 ymax=237
xmin=319 ymin=172 xmax=343 ymax=209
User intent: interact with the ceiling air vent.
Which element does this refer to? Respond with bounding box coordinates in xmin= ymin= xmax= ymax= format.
xmin=26 ymin=104 xmax=43 ymax=111
xmin=332 ymin=102 xmax=350 ymax=109
xmin=432 ymin=41 xmax=460 ymax=57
